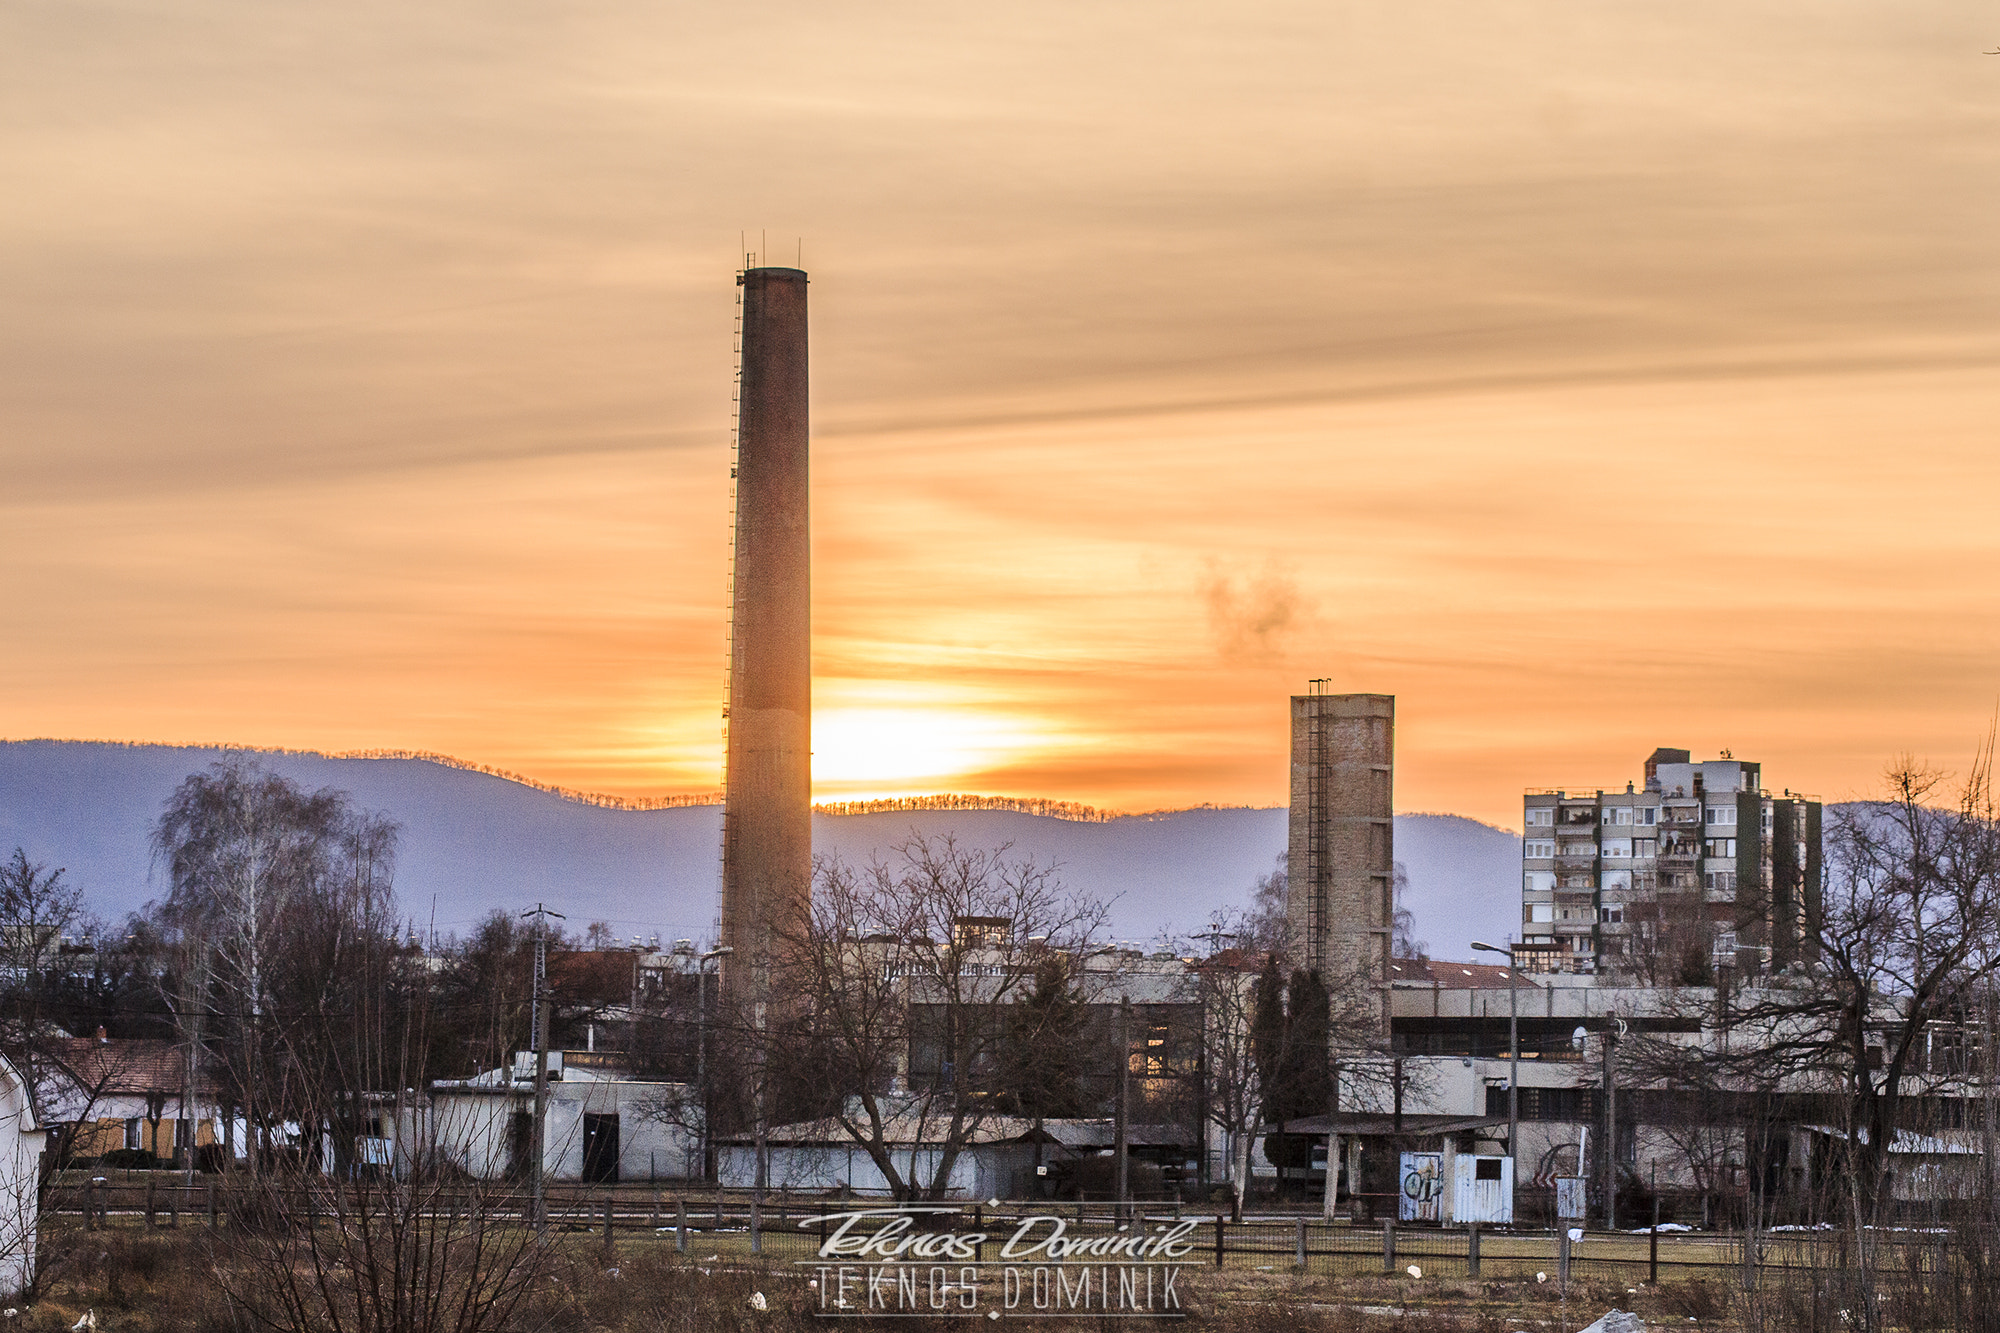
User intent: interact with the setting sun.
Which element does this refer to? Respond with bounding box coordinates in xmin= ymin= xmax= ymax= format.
xmin=810 ymin=696 xmax=1067 ymax=801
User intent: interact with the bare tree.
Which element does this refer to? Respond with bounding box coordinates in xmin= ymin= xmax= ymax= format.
xmin=1391 ymin=862 xmax=1427 ymax=962
xmin=1185 ymin=929 xmax=1264 ymax=1221
xmin=152 ymin=758 xmax=400 ymax=1172
xmin=768 ymin=834 xmax=1108 ymax=1200
xmin=1242 ymin=855 xmax=1292 ymax=960
xmin=1622 ymin=749 xmax=2000 ymax=1327
xmin=0 ymin=849 xmax=88 ymax=1110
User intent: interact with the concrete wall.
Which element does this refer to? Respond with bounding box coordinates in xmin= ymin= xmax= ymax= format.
xmin=432 ymin=1081 xmax=701 ymax=1183
xmin=717 ymin=1142 xmax=1019 ymax=1198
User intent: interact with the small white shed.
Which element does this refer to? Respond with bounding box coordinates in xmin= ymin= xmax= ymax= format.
xmin=1450 ymin=1154 xmax=1514 ymax=1224
xmin=0 ymin=1054 xmax=48 ymax=1298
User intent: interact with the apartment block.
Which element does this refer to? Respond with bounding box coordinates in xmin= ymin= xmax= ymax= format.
xmin=1519 ymin=748 xmax=1821 ymax=978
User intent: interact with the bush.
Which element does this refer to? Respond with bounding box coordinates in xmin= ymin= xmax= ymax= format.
xmin=1655 ymin=1278 xmax=1732 ymax=1323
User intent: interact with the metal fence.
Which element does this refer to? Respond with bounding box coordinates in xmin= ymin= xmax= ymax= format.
xmin=36 ymin=1180 xmax=1969 ymax=1291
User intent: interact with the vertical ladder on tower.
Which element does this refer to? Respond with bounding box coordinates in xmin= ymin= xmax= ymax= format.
xmin=1305 ymin=679 xmax=1332 ymax=975
xmin=718 ymin=258 xmax=749 ymax=890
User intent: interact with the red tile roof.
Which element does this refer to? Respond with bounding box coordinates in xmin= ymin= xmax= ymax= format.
xmin=47 ymin=1038 xmax=204 ymax=1096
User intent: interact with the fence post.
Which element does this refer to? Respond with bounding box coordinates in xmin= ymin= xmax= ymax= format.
xmin=651 ymin=1190 xmax=660 ymax=1230
xmin=1558 ymin=1229 xmax=1571 ymax=1289
xmin=1215 ymin=1216 xmax=1225 ymax=1267
xmin=1382 ymin=1219 xmax=1395 ymax=1274
xmin=603 ymin=1196 xmax=615 ymax=1260
xmin=677 ymin=1197 xmax=688 ymax=1253
xmin=1650 ymin=1197 xmax=1660 ymax=1285
xmin=974 ymin=1206 xmax=984 ymax=1265
xmin=207 ymin=1182 xmax=216 ymax=1230
xmin=750 ymin=1194 xmax=762 ymax=1255
xmin=146 ymin=1180 xmax=157 ymax=1228
xmin=84 ymin=1177 xmax=96 ymax=1232
xmin=1294 ymin=1218 xmax=1307 ymax=1270
xmin=169 ymin=1190 xmax=179 ymax=1230
xmin=1468 ymin=1224 xmax=1480 ymax=1278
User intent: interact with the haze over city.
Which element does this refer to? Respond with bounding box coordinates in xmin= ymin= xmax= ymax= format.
xmin=5 ymin=2 xmax=1997 ymax=828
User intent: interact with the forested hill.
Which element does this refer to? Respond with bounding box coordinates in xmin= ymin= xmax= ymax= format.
xmin=0 ymin=740 xmax=1524 ymax=957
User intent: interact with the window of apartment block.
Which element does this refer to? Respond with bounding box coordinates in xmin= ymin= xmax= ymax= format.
xmin=1571 ymin=937 xmax=1591 ymax=954
xmin=1602 ymin=840 xmax=1631 ymax=859
xmin=1705 ymin=838 xmax=1737 ymax=858
xmin=1613 ymin=808 xmax=1634 ymax=825
xmin=1529 ymin=903 xmax=1553 ymax=922
xmin=1705 ymin=871 xmax=1738 ymax=892
xmin=1601 ymin=869 xmax=1632 ymax=892
xmin=1707 ymin=806 xmax=1737 ymax=826
xmin=1634 ymin=838 xmax=1656 ymax=858
xmin=1524 ymin=871 xmax=1554 ymax=893
xmin=124 ymin=1119 xmax=142 ymax=1152
xmin=1603 ymin=906 xmax=1624 ymax=924
xmin=1637 ymin=808 xmax=1658 ymax=826
xmin=1526 ymin=809 xmax=1553 ymax=827
xmin=1524 ymin=840 xmax=1554 ymax=859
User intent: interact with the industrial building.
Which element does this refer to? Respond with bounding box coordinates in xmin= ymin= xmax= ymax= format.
xmin=1519 ymin=748 xmax=1822 ymax=977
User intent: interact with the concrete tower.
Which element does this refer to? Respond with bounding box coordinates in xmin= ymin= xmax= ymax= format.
xmin=1286 ymin=689 xmax=1394 ymax=1015
xmin=722 ymin=266 xmax=811 ymax=998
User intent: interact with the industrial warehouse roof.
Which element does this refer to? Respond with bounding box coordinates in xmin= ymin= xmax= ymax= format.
xmin=1389 ymin=959 xmax=1542 ymax=990
xmin=1801 ymin=1126 xmax=1984 ymax=1155
xmin=1278 ymin=1112 xmax=1508 ymax=1139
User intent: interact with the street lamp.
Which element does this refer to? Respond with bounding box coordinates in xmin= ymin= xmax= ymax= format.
xmin=1470 ymin=941 xmax=1519 ymax=1187
xmin=698 ymin=946 xmax=734 ymax=1181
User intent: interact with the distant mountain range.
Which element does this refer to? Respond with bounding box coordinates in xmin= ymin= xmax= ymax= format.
xmin=0 ymin=740 xmax=1524 ymax=959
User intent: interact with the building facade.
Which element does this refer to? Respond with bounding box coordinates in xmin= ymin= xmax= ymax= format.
xmin=1520 ymin=748 xmax=1821 ymax=977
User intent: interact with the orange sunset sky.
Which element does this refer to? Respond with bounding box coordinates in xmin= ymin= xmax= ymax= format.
xmin=4 ymin=2 xmax=1997 ymax=829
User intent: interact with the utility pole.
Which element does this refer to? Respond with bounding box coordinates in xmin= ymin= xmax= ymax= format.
xmin=181 ymin=944 xmax=206 ymax=1187
xmin=698 ymin=946 xmax=732 ymax=1182
xmin=1602 ymin=1017 xmax=1625 ymax=1232
xmin=523 ymin=903 xmax=565 ymax=1234
xmin=1471 ymin=941 xmax=1520 ymax=1215
xmin=1115 ymin=995 xmax=1131 ymax=1221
